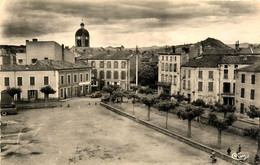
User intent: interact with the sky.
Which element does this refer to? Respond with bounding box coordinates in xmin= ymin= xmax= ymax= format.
xmin=0 ymin=0 xmax=260 ymax=48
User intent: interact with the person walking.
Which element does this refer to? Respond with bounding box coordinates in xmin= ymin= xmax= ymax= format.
xmin=227 ymin=147 xmax=231 ymax=156
xmin=237 ymin=144 xmax=241 ymax=153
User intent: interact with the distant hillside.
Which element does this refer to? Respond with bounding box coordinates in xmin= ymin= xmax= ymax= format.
xmin=227 ymin=43 xmax=260 ymax=49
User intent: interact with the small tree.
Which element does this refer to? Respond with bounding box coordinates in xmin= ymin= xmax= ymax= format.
xmin=113 ymin=88 xmax=128 ymax=103
xmin=157 ymin=101 xmax=176 ymax=129
xmin=141 ymin=97 xmax=157 ymax=121
xmin=247 ymin=105 xmax=260 ymax=155
xmin=139 ymin=88 xmax=153 ymax=95
xmin=208 ymin=113 xmax=237 ymax=148
xmin=191 ymin=99 xmax=206 ymax=107
xmin=158 ymin=93 xmax=171 ymax=101
xmin=102 ymin=85 xmax=120 ymax=104
xmin=129 ymin=93 xmax=139 ymax=115
xmin=172 ymin=94 xmax=186 ymax=103
xmin=6 ymin=87 xmax=22 ymax=104
xmin=130 ymin=85 xmax=139 ymax=94
xmin=177 ymin=107 xmax=204 ymax=138
xmin=214 ymin=103 xmax=236 ymax=118
xmin=40 ymin=86 xmax=56 ymax=100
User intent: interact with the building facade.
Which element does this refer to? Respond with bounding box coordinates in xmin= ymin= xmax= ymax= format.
xmin=235 ymin=63 xmax=260 ymax=114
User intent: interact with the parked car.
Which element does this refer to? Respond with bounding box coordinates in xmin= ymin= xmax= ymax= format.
xmin=0 ymin=104 xmax=18 ymax=116
xmin=90 ymin=92 xmax=102 ymax=98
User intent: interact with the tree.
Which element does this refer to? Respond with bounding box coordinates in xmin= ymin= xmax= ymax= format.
xmin=139 ymin=87 xmax=153 ymax=95
xmin=208 ymin=113 xmax=237 ymax=148
xmin=130 ymin=85 xmax=139 ymax=94
xmin=172 ymin=94 xmax=187 ymax=103
xmin=141 ymin=97 xmax=157 ymax=121
xmin=214 ymin=103 xmax=236 ymax=118
xmin=102 ymin=85 xmax=120 ymax=104
xmin=40 ymin=86 xmax=56 ymax=99
xmin=6 ymin=87 xmax=22 ymax=104
xmin=129 ymin=93 xmax=139 ymax=115
xmin=138 ymin=63 xmax=158 ymax=88
xmin=247 ymin=105 xmax=260 ymax=155
xmin=113 ymin=88 xmax=128 ymax=103
xmin=158 ymin=92 xmax=171 ymax=101
xmin=177 ymin=107 xmax=204 ymax=138
xmin=157 ymin=101 xmax=176 ymax=129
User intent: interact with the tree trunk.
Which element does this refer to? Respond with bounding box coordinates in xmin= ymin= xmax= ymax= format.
xmin=166 ymin=111 xmax=168 ymax=129
xmin=147 ymin=107 xmax=150 ymax=121
xmin=258 ymin=118 xmax=260 ymax=155
xmin=218 ymin=129 xmax=222 ymax=148
xmin=109 ymin=94 xmax=112 ymax=104
xmin=133 ymin=104 xmax=135 ymax=115
xmin=188 ymin=120 xmax=191 ymax=138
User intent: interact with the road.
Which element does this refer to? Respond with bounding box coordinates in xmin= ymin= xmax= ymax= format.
xmin=1 ymin=98 xmax=231 ymax=165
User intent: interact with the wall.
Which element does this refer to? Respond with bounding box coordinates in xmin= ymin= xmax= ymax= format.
xmin=16 ymin=53 xmax=27 ymax=65
xmin=235 ymin=71 xmax=260 ymax=114
xmin=0 ymin=70 xmax=59 ymax=101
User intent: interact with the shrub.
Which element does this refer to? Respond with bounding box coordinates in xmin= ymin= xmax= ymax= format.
xmin=243 ymin=127 xmax=259 ymax=139
xmin=191 ymin=99 xmax=206 ymax=107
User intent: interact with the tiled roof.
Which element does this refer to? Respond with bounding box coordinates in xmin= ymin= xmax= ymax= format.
xmin=0 ymin=60 xmax=90 ymax=71
xmin=77 ymin=51 xmax=133 ymax=60
xmin=182 ymin=55 xmax=260 ymax=68
xmin=237 ymin=63 xmax=260 ymax=72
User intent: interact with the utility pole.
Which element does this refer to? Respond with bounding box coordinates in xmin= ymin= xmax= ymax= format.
xmin=136 ymin=45 xmax=139 ymax=87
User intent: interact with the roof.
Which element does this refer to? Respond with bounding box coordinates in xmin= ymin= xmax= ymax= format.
xmin=0 ymin=60 xmax=91 ymax=71
xmin=158 ymin=52 xmax=181 ymax=55
xmin=75 ymin=28 xmax=89 ymax=37
xmin=182 ymin=55 xmax=260 ymax=68
xmin=77 ymin=51 xmax=133 ymax=60
xmin=237 ymin=63 xmax=260 ymax=72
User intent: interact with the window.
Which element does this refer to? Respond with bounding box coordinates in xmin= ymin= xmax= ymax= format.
xmin=241 ymin=88 xmax=245 ymax=98
xmin=233 ymin=83 xmax=235 ymax=93
xmin=223 ymin=83 xmax=230 ymax=93
xmin=121 ymin=71 xmax=126 ymax=80
xmin=166 ymin=56 xmax=168 ymax=61
xmin=91 ymin=61 xmax=96 ymax=67
xmin=60 ymin=76 xmax=64 ymax=85
xmin=224 ymin=65 xmax=228 ymax=68
xmin=30 ymin=77 xmax=35 ymax=85
xmin=44 ymin=57 xmax=48 ymax=60
xmin=188 ymin=70 xmax=191 ymax=78
xmin=93 ymin=70 xmax=97 ymax=78
xmin=114 ymin=61 xmax=118 ymax=68
xmin=165 ymin=63 xmax=168 ymax=71
xmin=44 ymin=76 xmax=49 ymax=85
xmin=183 ymin=80 xmax=186 ymax=90
xmin=161 ymin=74 xmax=164 ymax=82
xmin=241 ymin=74 xmax=245 ymax=83
xmin=169 ymin=75 xmax=172 ymax=83
xmin=161 ymin=63 xmax=164 ymax=71
xmin=31 ymin=58 xmax=37 ymax=63
xmin=209 ymin=71 xmax=213 ymax=79
xmin=173 ymin=76 xmax=177 ymax=85
xmin=250 ymin=89 xmax=255 ymax=100
xmin=165 ymin=75 xmax=168 ymax=82
xmin=198 ymin=71 xmax=203 ymax=79
xmin=208 ymin=82 xmax=213 ymax=92
xmin=17 ymin=77 xmax=22 ymax=86
xmin=121 ymin=61 xmax=126 ymax=68
xmin=224 ymin=69 xmax=228 ymax=79
xmin=114 ymin=71 xmax=119 ymax=79
xmin=169 ymin=64 xmax=172 ymax=72
xmin=100 ymin=61 xmax=104 ymax=68
xmin=80 ymin=74 xmax=83 ymax=82
xmin=240 ymin=103 xmax=244 ymax=114
xmin=107 ymin=61 xmax=111 ymax=68
xmin=4 ymin=77 xmax=9 ymax=86
xmin=234 ymin=70 xmax=237 ymax=79
xmin=67 ymin=75 xmax=71 ymax=84
xmin=198 ymin=82 xmax=203 ymax=91
xmin=170 ymin=57 xmax=172 ymax=62
xmin=174 ymin=56 xmax=177 ymax=61
xmin=73 ymin=74 xmax=77 ymax=83
xmin=28 ymin=90 xmax=37 ymax=99
xmin=100 ymin=71 xmax=104 ymax=79
xmin=86 ymin=74 xmax=89 ymax=81
xmin=107 ymin=71 xmax=111 ymax=79
xmin=18 ymin=59 xmax=23 ymax=64
xmin=174 ymin=63 xmax=177 ymax=72
xmin=162 ymin=56 xmax=164 ymax=61
xmin=187 ymin=80 xmax=191 ymax=90
xmin=234 ymin=65 xmax=238 ymax=68
xmin=251 ymin=75 xmax=255 ymax=84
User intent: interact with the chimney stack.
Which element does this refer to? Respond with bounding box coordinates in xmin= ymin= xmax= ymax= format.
xmin=172 ymin=46 xmax=176 ymax=53
xmin=32 ymin=39 xmax=38 ymax=42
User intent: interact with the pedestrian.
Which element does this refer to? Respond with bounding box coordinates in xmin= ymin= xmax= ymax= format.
xmin=255 ymin=154 xmax=259 ymax=165
xmin=227 ymin=147 xmax=231 ymax=156
xmin=211 ymin=150 xmax=215 ymax=158
xmin=67 ymin=104 xmax=70 ymax=107
xmin=237 ymin=144 xmax=241 ymax=153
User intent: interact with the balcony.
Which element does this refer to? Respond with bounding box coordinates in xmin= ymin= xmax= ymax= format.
xmin=157 ymin=81 xmax=172 ymax=87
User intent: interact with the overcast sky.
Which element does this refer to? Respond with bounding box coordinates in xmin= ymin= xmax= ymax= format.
xmin=0 ymin=0 xmax=260 ymax=48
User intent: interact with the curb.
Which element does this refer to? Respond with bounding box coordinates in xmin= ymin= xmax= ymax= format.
xmin=100 ymin=102 xmax=249 ymax=165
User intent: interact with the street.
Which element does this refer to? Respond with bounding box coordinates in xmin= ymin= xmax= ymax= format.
xmin=1 ymin=98 xmax=231 ymax=165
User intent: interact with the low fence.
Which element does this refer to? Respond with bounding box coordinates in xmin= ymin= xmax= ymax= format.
xmin=101 ymin=102 xmax=249 ymax=165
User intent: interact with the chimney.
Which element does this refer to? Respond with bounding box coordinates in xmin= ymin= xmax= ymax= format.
xmin=32 ymin=38 xmax=38 ymax=42
xmin=172 ymin=46 xmax=176 ymax=53
xmin=65 ymin=46 xmax=69 ymax=49
xmin=235 ymin=41 xmax=239 ymax=51
xmin=136 ymin=45 xmax=139 ymax=54
xmin=62 ymin=44 xmax=64 ymax=60
xmin=165 ymin=45 xmax=168 ymax=53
